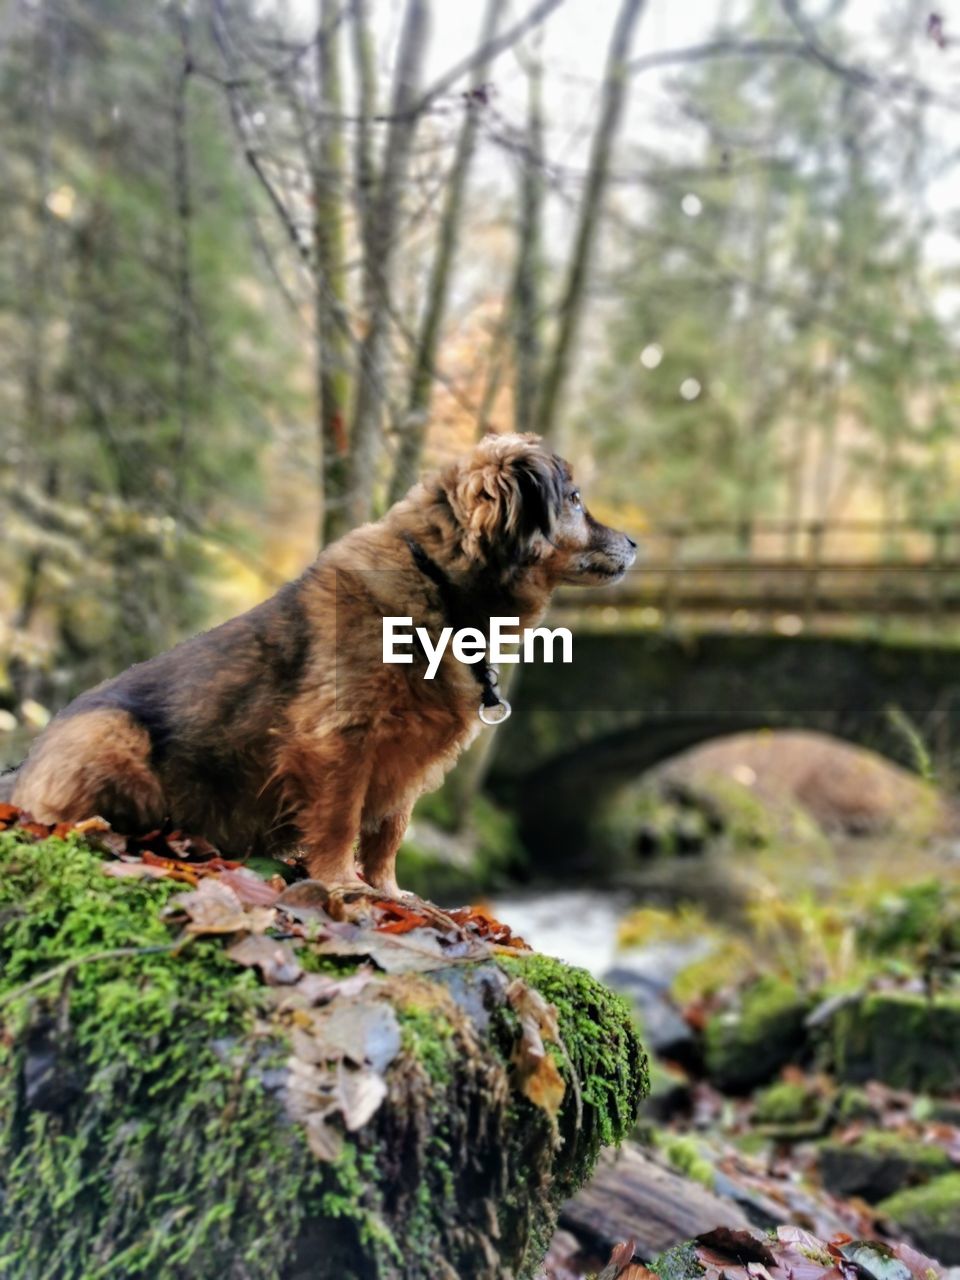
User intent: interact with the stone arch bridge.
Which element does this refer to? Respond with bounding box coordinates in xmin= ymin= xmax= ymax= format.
xmin=487 ymin=630 xmax=960 ymax=860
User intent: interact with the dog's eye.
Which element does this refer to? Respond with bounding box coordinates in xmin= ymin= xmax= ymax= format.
xmin=569 ymin=489 xmax=582 ymax=510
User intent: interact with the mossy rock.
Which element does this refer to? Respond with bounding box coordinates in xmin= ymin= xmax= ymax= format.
xmin=879 ymin=1172 xmax=960 ymax=1265
xmin=819 ymin=1131 xmax=951 ymax=1203
xmin=0 ymin=831 xmax=647 ymax=1280
xmin=704 ymin=977 xmax=811 ymax=1093
xmin=857 ymin=881 xmax=960 ymax=962
xmin=752 ymin=1079 xmax=827 ymax=1139
xmin=821 ymin=990 xmax=960 ymax=1094
xmin=833 ymin=1085 xmax=880 ymax=1124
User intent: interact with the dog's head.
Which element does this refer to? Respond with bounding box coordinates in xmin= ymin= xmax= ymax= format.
xmin=438 ymin=432 xmax=636 ymax=587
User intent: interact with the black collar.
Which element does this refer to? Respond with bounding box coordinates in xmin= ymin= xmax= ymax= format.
xmin=402 ymin=534 xmax=507 ymax=719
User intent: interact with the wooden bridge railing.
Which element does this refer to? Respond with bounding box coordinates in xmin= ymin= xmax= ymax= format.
xmin=559 ymin=519 xmax=960 ymax=628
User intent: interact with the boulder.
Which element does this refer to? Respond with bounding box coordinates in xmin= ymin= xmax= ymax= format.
xmin=819 ymin=1132 xmax=952 ymax=1203
xmin=752 ymin=1079 xmax=829 ymax=1140
xmin=704 ymin=978 xmax=811 ymax=1093
xmin=820 ymin=990 xmax=960 ymax=1094
xmin=0 ymin=824 xmax=648 ymax=1280
xmin=879 ymin=1173 xmax=960 ymax=1265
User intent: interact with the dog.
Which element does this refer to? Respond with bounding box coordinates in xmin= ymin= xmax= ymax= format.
xmin=8 ymin=433 xmax=636 ymax=895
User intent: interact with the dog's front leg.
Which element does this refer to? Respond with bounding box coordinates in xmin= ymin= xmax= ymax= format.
xmin=358 ymin=808 xmax=411 ymax=898
xmin=284 ymin=741 xmax=369 ymax=886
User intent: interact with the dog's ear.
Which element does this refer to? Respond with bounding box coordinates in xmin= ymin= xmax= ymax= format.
xmin=511 ymin=450 xmax=565 ymax=544
xmin=447 ymin=434 xmax=564 ymax=564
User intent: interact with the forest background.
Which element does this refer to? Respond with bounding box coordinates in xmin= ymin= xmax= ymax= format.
xmin=1 ymin=0 xmax=959 ymax=739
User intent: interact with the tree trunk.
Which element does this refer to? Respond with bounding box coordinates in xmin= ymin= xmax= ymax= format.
xmin=315 ymin=0 xmax=352 ymax=546
xmin=512 ymin=41 xmax=545 ymax=433
xmin=535 ymin=0 xmax=647 ymax=441
xmin=10 ymin=0 xmax=59 ymax=705
xmin=388 ymin=0 xmax=506 ymax=503
xmin=339 ymin=0 xmax=430 ymax=535
xmin=348 ymin=0 xmax=377 ymax=268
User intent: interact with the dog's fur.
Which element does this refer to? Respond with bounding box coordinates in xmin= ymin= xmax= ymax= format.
xmin=8 ymin=433 xmax=635 ymax=894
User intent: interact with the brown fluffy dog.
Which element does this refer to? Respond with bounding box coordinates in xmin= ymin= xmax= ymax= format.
xmin=9 ymin=433 xmax=635 ymax=894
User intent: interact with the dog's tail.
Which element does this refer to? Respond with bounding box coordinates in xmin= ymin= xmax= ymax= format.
xmin=0 ymin=767 xmax=19 ymax=804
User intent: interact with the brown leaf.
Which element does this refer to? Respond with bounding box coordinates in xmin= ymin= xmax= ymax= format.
xmin=447 ymin=904 xmax=529 ymax=949
xmin=226 ymin=934 xmax=302 ymax=984
xmin=164 ymin=830 xmax=222 ymax=860
xmin=276 ymin=879 xmax=335 ymax=915
xmin=506 ymin=977 xmax=565 ymax=1116
xmin=101 ymin=860 xmax=171 ymax=881
xmin=695 ymin=1229 xmax=778 ymax=1270
xmin=272 ymin=967 xmax=378 ymax=1012
xmin=373 ymin=899 xmax=438 ymax=935
xmin=890 ymin=1241 xmax=944 ymax=1280
xmin=598 ymin=1240 xmax=657 ymax=1280
xmin=217 ymin=868 xmax=281 ymax=907
xmin=72 ymin=815 xmax=113 ymax=835
xmin=313 ymin=924 xmax=479 ymax=974
xmin=310 ymin=998 xmax=402 ymax=1072
xmin=171 ymin=877 xmax=275 ymax=935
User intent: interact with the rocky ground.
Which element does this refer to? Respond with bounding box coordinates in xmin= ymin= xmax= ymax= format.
xmin=522 ymin=733 xmax=960 ymax=1278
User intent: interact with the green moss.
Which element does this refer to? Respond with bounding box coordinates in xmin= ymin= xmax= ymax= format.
xmin=705 ymin=977 xmax=811 ymax=1092
xmin=855 ymin=1131 xmax=950 ymax=1167
xmin=824 ymin=990 xmax=960 ymax=1094
xmin=396 ymin=1001 xmax=457 ymax=1086
xmin=649 ymin=1240 xmax=707 ymax=1280
xmin=402 ymin=792 xmax=525 ymax=902
xmin=659 ymin=1134 xmax=715 ymax=1189
xmin=858 ymin=881 xmax=960 ymax=960
xmin=0 ymin=831 xmax=648 ymax=1280
xmin=0 ymin=833 xmax=324 ymax=1280
xmin=879 ymin=1172 xmax=960 ymax=1230
xmin=834 ymin=1085 xmax=877 ymax=1123
xmin=879 ymin=1173 xmax=960 ymax=1261
xmin=494 ymin=951 xmax=648 ymax=1183
xmin=753 ymin=1080 xmax=823 ymax=1127
xmin=819 ymin=1131 xmax=951 ymax=1204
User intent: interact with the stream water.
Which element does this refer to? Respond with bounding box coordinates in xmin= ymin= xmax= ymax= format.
xmin=489 ymin=889 xmax=633 ymax=975
xmin=489 ymin=887 xmax=715 ymax=978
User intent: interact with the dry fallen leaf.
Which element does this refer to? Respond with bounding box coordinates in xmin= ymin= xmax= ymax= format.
xmin=308 ymin=998 xmax=402 ymax=1072
xmin=506 ymin=977 xmax=566 ymax=1117
xmin=695 ymin=1228 xmax=779 ymax=1270
xmin=336 ymin=1061 xmax=388 ymax=1131
xmin=304 ymin=1107 xmax=344 ymax=1161
xmin=226 ymin=934 xmax=303 ymax=985
xmin=216 ymin=867 xmax=281 ymax=907
xmin=101 ymin=860 xmax=171 ymax=881
xmin=171 ymin=877 xmax=275 ymax=935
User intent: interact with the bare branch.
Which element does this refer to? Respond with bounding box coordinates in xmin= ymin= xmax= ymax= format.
xmin=395 ymin=0 xmax=567 ymax=123
xmin=628 ymin=36 xmax=807 ymax=76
